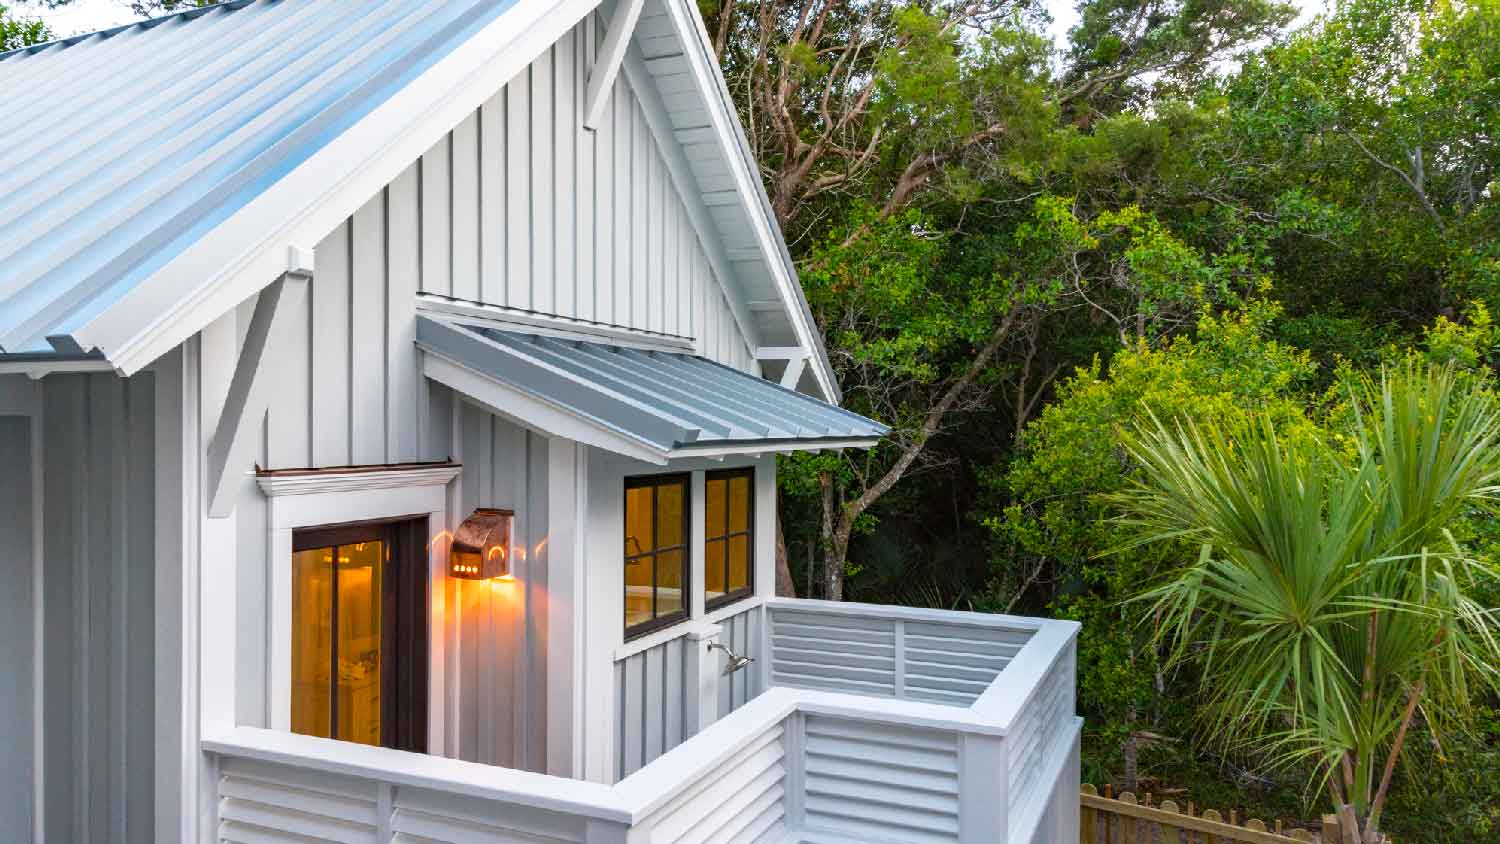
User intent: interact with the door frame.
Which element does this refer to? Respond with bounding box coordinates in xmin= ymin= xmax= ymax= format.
xmin=259 ymin=464 xmax=459 ymax=752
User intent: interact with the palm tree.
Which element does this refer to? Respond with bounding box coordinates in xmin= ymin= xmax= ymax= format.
xmin=1113 ymin=363 xmax=1500 ymax=844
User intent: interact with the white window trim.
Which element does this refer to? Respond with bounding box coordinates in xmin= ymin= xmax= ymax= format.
xmin=259 ymin=464 xmax=460 ymax=750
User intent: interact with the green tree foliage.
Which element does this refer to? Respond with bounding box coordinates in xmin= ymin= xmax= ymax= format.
xmin=992 ymin=303 xmax=1316 ymax=782
xmin=0 ymin=2 xmax=48 ymax=50
xmin=1116 ymin=364 xmax=1500 ymax=843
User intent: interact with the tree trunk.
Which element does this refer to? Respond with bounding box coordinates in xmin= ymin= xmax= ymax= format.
xmin=815 ymin=307 xmax=1022 ymax=601
xmin=774 ymin=512 xmax=797 ymax=597
xmin=819 ymin=471 xmax=843 ymax=600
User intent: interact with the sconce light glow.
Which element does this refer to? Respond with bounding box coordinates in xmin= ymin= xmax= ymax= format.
xmin=450 ymin=508 xmax=513 ymax=580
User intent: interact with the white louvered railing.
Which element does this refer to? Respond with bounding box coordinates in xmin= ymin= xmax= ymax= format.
xmin=767 ymin=599 xmax=1037 ymax=706
xmin=206 ymin=603 xmax=1078 ymax=844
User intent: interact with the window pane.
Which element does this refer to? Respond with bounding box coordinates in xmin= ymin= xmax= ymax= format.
xmin=728 ymin=475 xmax=751 ymax=533
xmin=291 ymin=548 xmax=333 ymax=739
xmin=656 ymin=480 xmax=685 ymax=549
xmin=705 ymin=477 xmax=726 ymax=539
xmin=656 ymin=549 xmax=685 ymax=616
xmin=705 ymin=539 xmax=726 ymax=600
xmin=625 ymin=485 xmax=655 ymax=557
xmin=336 ymin=541 xmax=383 ymax=747
xmin=626 ymin=554 xmax=654 ymax=628
xmin=728 ymin=535 xmax=750 ymax=593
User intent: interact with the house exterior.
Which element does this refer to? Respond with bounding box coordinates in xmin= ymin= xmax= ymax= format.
xmin=0 ymin=1 xmax=1081 ymax=843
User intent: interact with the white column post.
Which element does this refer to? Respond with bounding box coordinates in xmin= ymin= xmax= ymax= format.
xmin=547 ymin=439 xmax=588 ymax=778
xmin=152 ymin=348 xmax=196 ymax=844
xmin=682 ymin=623 xmax=722 ymax=738
xmin=958 ymin=732 xmax=1009 ymax=844
xmin=198 ymin=311 xmax=238 ymax=733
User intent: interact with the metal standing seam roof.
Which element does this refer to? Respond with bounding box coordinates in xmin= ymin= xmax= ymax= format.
xmin=416 ymin=316 xmax=887 ymax=457
xmin=0 ymin=0 xmax=521 ymax=354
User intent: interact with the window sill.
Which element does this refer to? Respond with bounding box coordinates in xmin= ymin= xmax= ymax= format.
xmin=612 ymin=597 xmax=768 ymax=661
xmin=704 ymin=594 xmax=763 ymax=625
xmin=614 ymin=617 xmax=719 ymax=661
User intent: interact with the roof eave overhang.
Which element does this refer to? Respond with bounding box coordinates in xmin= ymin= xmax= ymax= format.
xmin=68 ymin=0 xmax=606 ymax=377
xmin=656 ymin=0 xmax=841 ymax=405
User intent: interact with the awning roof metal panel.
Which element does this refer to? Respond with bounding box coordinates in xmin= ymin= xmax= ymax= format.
xmin=415 ymin=316 xmax=886 ymax=460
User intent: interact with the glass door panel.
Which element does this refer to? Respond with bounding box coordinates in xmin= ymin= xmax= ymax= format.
xmin=291 ymin=538 xmax=385 ymax=746
xmin=291 ymin=548 xmax=333 ymax=739
xmin=337 ymin=541 xmax=383 ymax=746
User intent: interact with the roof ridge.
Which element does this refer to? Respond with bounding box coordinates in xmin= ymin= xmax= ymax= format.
xmin=0 ymin=0 xmax=257 ymax=62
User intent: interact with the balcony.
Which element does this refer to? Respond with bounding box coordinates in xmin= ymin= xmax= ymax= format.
xmin=203 ymin=599 xmax=1079 ymax=844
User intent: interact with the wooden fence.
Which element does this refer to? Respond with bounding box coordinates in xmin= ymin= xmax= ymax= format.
xmin=1081 ymin=784 xmax=1346 ymax=843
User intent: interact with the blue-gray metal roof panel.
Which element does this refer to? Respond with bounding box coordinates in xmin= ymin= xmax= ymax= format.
xmin=415 ymin=317 xmax=887 ymax=453
xmin=0 ymin=0 xmax=520 ymax=354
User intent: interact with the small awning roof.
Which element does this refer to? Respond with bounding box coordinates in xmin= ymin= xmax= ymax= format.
xmin=416 ymin=316 xmax=887 ymax=464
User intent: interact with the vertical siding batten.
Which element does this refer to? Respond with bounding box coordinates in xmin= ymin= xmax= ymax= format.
xmin=506 ymin=69 xmax=531 ymax=310
xmin=451 ymin=112 xmax=482 ymax=305
xmin=37 ymin=373 xmax=158 ymax=844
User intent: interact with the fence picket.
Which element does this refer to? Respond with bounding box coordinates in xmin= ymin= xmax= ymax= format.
xmin=1161 ymin=800 xmax=1182 ymax=844
xmin=1080 ymin=785 xmax=1339 ymax=844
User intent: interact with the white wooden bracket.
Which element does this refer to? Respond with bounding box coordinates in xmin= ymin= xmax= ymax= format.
xmin=205 ymin=271 xmax=311 ymax=518
xmin=583 ymin=0 xmax=646 ymax=130
xmin=757 ymin=346 xmax=809 ymax=390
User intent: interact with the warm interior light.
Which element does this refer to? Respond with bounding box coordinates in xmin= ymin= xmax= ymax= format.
xmin=449 ymin=508 xmax=513 ymax=580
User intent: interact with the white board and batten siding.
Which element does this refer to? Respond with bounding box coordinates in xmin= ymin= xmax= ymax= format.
xmin=614 ymin=602 xmax=765 ymax=781
xmin=449 ymin=402 xmax=551 ymax=771
xmin=0 ymin=373 xmax=161 ymax=844
xmin=0 ymin=395 xmax=35 ymax=840
xmin=222 ymin=12 xmax=761 ymax=770
xmin=413 ymin=17 xmax=756 ymax=370
xmin=716 ymin=605 xmax=762 ymax=717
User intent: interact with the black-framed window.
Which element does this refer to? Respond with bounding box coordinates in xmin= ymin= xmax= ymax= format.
xmin=705 ymin=468 xmax=755 ymax=610
xmin=290 ymin=517 xmax=428 ymax=753
xmin=624 ymin=474 xmax=690 ymax=639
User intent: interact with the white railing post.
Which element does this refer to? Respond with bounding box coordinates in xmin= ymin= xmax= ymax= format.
xmin=783 ymin=710 xmax=806 ymax=833
xmin=958 ymin=732 xmax=1008 ymax=844
xmin=682 ymin=622 xmax=723 ymax=737
xmin=586 ymin=818 xmax=642 ymax=844
xmin=892 ymin=618 xmax=906 ymax=698
xmin=376 ymin=782 xmax=394 ymax=844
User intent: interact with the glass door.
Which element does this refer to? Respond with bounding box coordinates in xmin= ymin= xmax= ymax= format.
xmin=290 ymin=519 xmax=427 ymax=751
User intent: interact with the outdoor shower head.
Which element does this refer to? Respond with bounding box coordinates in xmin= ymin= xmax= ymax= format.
xmin=707 ymin=641 xmax=755 ymax=675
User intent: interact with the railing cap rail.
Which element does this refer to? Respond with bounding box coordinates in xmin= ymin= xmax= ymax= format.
xmin=971 ymin=616 xmax=1079 ymax=727
xmin=202 ymin=725 xmax=636 ymax=823
xmin=766 ymin=596 xmax=1050 ymax=632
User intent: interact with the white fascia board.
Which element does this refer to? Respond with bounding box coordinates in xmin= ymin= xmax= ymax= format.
xmin=74 ymin=0 xmax=607 ymax=376
xmin=667 ymin=437 xmax=881 ymax=459
xmin=656 ymin=0 xmax=840 ymax=404
xmin=0 ymin=358 xmax=116 ymax=379
xmin=619 ymin=38 xmax=761 ymax=355
xmin=421 ymin=350 xmax=671 ymax=466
